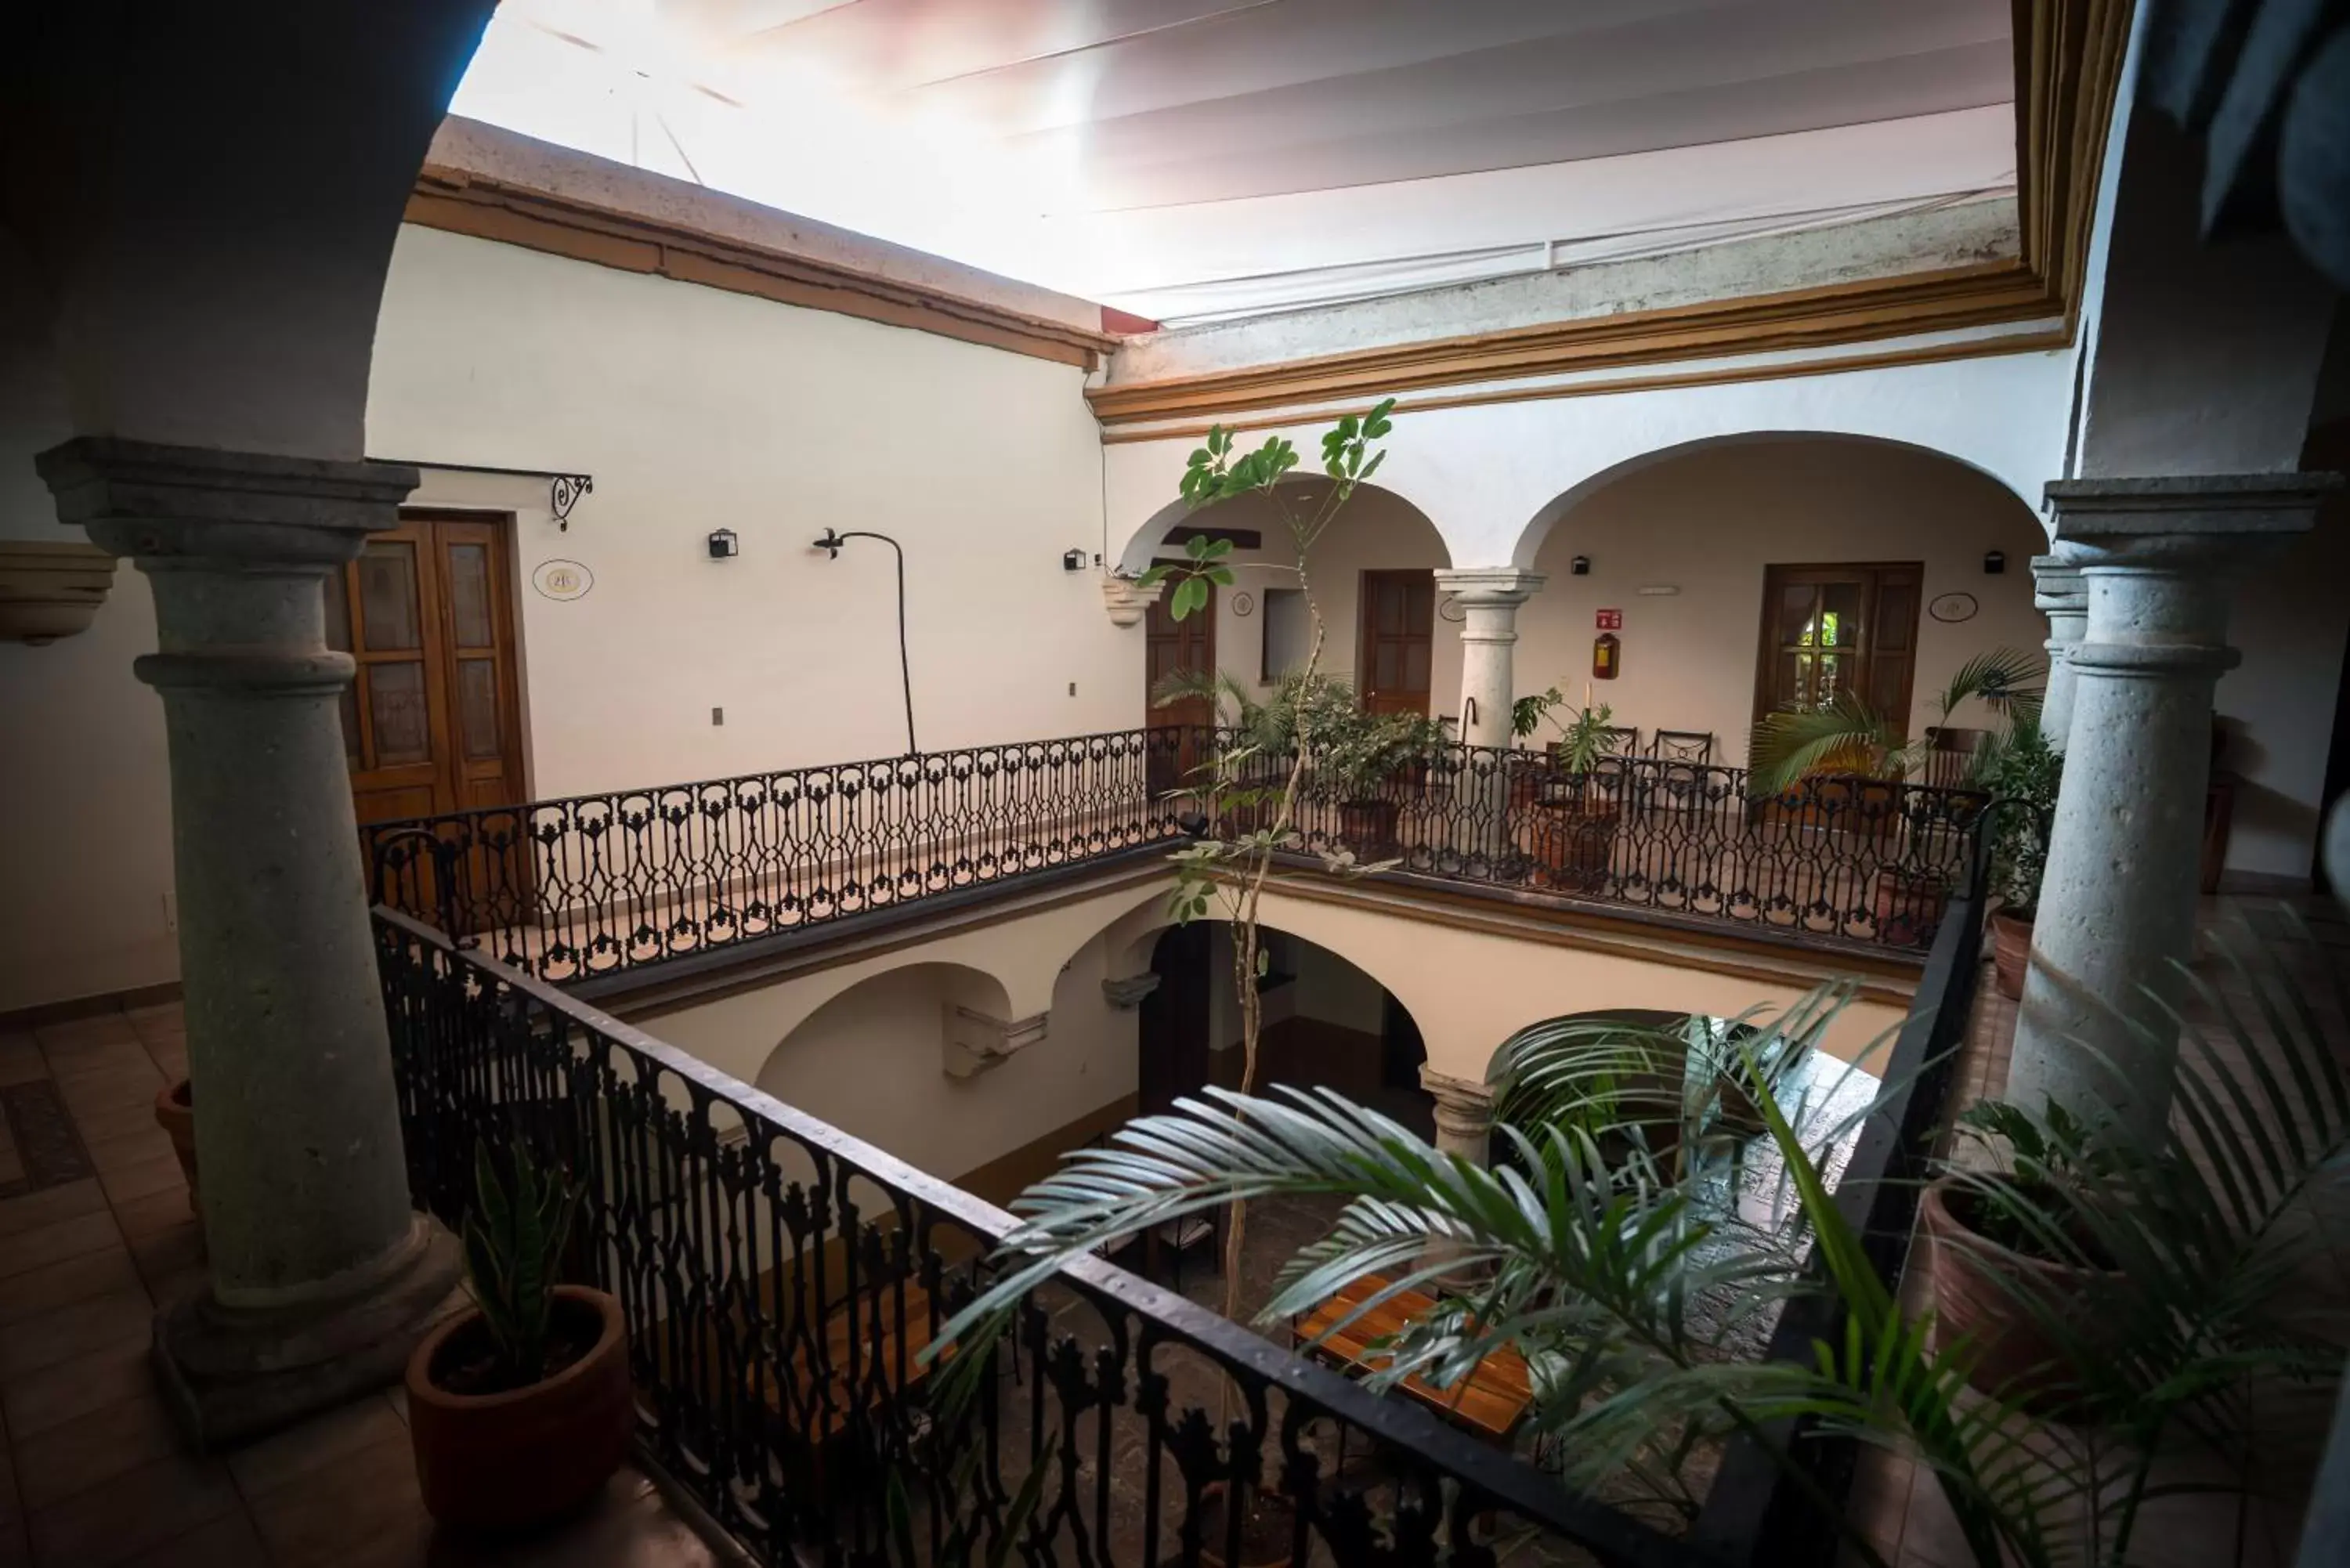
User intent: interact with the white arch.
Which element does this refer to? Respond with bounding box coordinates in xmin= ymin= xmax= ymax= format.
xmin=1101 ymin=344 xmax=2077 ymax=572
xmin=1512 ymin=429 xmax=2048 ymax=566
xmin=1109 ymin=475 xmax=1452 ymax=580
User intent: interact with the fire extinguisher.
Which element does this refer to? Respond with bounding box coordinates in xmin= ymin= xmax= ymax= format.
xmin=1593 ymin=631 xmax=1621 ymax=680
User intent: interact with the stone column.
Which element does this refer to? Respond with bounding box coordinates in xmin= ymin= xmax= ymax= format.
xmin=1417 ymin=1066 xmax=1497 ymax=1291
xmin=38 ymin=439 xmax=461 ymax=1447
xmin=1433 ymin=568 xmax=1544 ymax=750
xmin=2029 ymin=553 xmax=2088 ymax=750
xmin=2008 ymin=475 xmax=2334 ymax=1137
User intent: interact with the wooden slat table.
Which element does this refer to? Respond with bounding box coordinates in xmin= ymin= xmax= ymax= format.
xmin=1292 ymin=1274 xmax=1534 ymax=1442
xmin=746 ymin=1277 xmax=938 ymax=1447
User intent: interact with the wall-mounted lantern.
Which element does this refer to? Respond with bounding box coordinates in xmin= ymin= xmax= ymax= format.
xmin=1570 ymin=555 xmax=1592 ymax=576
xmin=1983 ymin=550 xmax=2007 ymax=575
xmin=1062 ymin=549 xmax=1089 ymax=572
xmin=707 ymin=528 xmax=739 ymax=559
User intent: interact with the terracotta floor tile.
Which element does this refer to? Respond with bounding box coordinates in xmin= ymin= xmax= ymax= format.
xmin=10 ymin=1389 xmax=181 ymax=1512
xmin=114 ymin=1512 xmax=268 ymax=1568
xmin=143 ymin=1041 xmax=188 ymax=1082
xmin=110 ymin=1187 xmax=199 ymax=1244
xmin=227 ymin=1392 xmax=407 ymax=1498
xmin=127 ymin=1219 xmax=207 ymax=1297
xmin=31 ymin=1014 xmax=139 ymax=1054
xmin=246 ymin=1427 xmax=426 ymax=1568
xmin=0 ymin=1335 xmax=154 ymax=1441
xmin=82 ymin=1126 xmax=176 ymax=1175
xmin=0 ymin=1287 xmax=153 ymax=1386
xmin=0 ymin=1042 xmax=45 ymax=1090
xmin=121 ymin=1003 xmax=183 ymax=1038
xmin=51 ymin=1049 xmax=161 ymax=1096
xmin=96 ymin=1151 xmax=187 ymax=1211
xmin=67 ymin=1100 xmax=165 ymax=1151
xmin=0 ymin=1210 xmax=121 ymax=1281
xmin=24 ymin=1449 xmax=240 ymax=1568
xmin=0 ymin=1180 xmax=106 ymax=1241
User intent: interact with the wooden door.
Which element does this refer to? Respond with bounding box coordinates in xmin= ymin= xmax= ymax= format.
xmin=1752 ymin=563 xmax=1922 ymax=729
xmin=1358 ymin=569 xmax=1434 ymax=716
xmin=329 ymin=512 xmax=528 ymax=915
xmin=1144 ymin=567 xmax=1216 ymax=797
xmin=1138 ymin=924 xmax=1212 ymax=1116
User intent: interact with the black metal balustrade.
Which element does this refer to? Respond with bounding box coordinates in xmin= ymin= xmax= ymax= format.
xmin=1217 ymin=743 xmax=1988 ymax=953
xmin=365 ymin=728 xmax=1192 ymax=986
xmin=374 ymin=906 xmax=1717 ymax=1568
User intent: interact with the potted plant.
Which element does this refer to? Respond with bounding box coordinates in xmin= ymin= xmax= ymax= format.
xmin=1314 ymin=702 xmax=1444 ymax=857
xmin=407 ymin=1143 xmax=633 ymax=1533
xmin=1981 ymin=721 xmax=2063 ymax=997
xmin=1506 ymin=685 xmax=1567 ymax=808
xmin=1523 ymin=697 xmax=1622 ymax=890
xmin=1749 ymin=649 xmax=2043 ymax=945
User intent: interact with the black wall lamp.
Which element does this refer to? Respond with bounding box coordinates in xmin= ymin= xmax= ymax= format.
xmin=707 ymin=528 xmax=739 ymax=559
xmin=1983 ymin=550 xmax=2007 ymax=575
xmin=1062 ymin=549 xmax=1089 ymax=572
xmin=1571 ymin=555 xmax=1592 ymax=576
xmin=812 ymin=528 xmax=917 ymax=755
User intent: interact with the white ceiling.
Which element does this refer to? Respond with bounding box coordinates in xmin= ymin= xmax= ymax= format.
xmin=450 ymin=0 xmax=2019 ymax=325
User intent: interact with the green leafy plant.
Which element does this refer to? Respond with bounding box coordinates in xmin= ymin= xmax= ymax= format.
xmin=461 ymin=1141 xmax=581 ymax=1388
xmin=1136 ymin=399 xmax=1402 ymax=1336
xmin=1749 ymin=649 xmax=2045 ymax=795
xmin=1979 ymin=721 xmax=2063 ymax=918
xmin=1315 ymin=703 xmax=1448 ymax=801
xmin=935 ymin=909 xmax=2345 ymax=1567
xmin=1545 ymin=697 xmax=1619 ymax=777
xmin=1511 ymin=685 xmax=1567 ymax=742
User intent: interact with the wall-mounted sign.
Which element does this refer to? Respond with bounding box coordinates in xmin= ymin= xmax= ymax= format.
xmin=1928 ymin=591 xmax=1979 ymax=623
xmin=533 ymin=559 xmax=594 ymax=602
xmin=1595 ymin=607 xmax=1623 ymax=630
xmin=1229 ymin=591 xmax=1256 ymax=617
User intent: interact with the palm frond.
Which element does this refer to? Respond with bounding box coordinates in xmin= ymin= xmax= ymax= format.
xmin=1932 ymin=647 xmax=2046 ymax=728
xmin=1748 ymin=693 xmax=1904 ymax=794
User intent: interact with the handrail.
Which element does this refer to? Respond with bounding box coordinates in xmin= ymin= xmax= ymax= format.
xmin=373 ymin=902 xmax=1720 ymax=1568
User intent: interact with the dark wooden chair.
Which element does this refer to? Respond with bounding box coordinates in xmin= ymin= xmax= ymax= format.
xmin=1647 ymin=729 xmax=1714 ymax=764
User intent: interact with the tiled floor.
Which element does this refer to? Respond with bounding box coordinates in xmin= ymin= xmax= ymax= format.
xmin=0 ymin=1001 xmax=724 ymax=1568
xmin=1838 ymin=895 xmax=2350 ymax=1568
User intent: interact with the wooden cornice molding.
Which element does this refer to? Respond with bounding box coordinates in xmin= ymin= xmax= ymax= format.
xmin=1089 ymin=0 xmax=2134 ymax=428
xmin=405 ymin=165 xmax=1119 ymax=372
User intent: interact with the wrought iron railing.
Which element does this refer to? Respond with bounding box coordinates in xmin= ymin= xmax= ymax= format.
xmin=365 ymin=728 xmax=1191 ymax=986
xmin=1215 ymin=743 xmax=1989 ymax=952
xmin=374 ymin=906 xmax=1716 ymax=1568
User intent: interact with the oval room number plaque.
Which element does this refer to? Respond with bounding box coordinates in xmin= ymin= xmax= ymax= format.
xmin=533 ymin=559 xmax=594 ymax=602
xmin=1928 ymin=591 xmax=1978 ymax=624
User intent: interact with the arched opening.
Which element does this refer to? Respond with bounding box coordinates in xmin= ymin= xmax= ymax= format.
xmin=1507 ymin=434 xmax=2048 ymax=770
xmin=1123 ymin=482 xmax=1459 ymax=755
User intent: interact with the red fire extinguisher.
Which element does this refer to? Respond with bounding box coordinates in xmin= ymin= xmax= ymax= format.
xmin=1593 ymin=631 xmax=1621 ymax=680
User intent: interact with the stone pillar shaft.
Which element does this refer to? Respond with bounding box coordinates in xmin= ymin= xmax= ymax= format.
xmin=1433 ymin=569 xmax=1544 ymax=751
xmin=39 ymin=438 xmax=459 ymax=1447
xmin=2009 ymin=475 xmax=2333 ymax=1136
xmin=2030 ymin=553 xmax=2088 ymax=750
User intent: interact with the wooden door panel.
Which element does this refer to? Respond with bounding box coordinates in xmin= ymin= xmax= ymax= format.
xmin=1359 ymin=569 xmax=1434 ymax=717
xmin=1145 ymin=567 xmax=1215 ymax=797
xmin=1752 ymin=563 xmax=1922 ymax=735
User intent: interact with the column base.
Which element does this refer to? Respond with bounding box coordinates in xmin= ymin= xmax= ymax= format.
xmin=151 ymin=1215 xmax=465 ymax=1452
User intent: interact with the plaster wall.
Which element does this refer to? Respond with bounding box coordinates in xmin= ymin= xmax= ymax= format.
xmin=1103 ymin=343 xmax=2079 ymax=573
xmin=368 ymin=224 xmax=1133 ymax=797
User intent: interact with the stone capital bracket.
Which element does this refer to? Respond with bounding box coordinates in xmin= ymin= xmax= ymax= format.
xmin=2044 ymin=472 xmax=2340 ymax=569
xmin=2028 ymin=552 xmax=2086 ymax=615
xmin=1101 ymin=576 xmax=1167 ymax=628
xmin=0 ymin=541 xmax=118 ymax=645
xmin=1418 ymin=1065 xmax=1496 ymax=1127
xmin=1432 ymin=566 xmax=1546 ymax=608
xmin=36 ymin=436 xmax=420 ymax=565
xmin=1101 ymin=972 xmax=1162 ymax=1010
xmin=944 ymin=1004 xmax=1050 ymax=1078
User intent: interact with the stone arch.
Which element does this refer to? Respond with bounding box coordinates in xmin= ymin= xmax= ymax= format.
xmin=754 ymin=959 xmax=1020 ymax=1093
xmin=1111 ymin=476 xmax=1452 ymax=580
xmin=1509 ymin=432 xmax=2044 ymax=569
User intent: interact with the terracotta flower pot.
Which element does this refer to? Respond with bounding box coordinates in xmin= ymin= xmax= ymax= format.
xmin=407 ymin=1285 xmax=634 ymax=1533
xmin=1919 ymin=1178 xmax=2117 ymax=1408
xmin=1336 ymin=798 xmax=1400 ymax=857
xmin=1871 ymin=867 xmax=1948 ymax=948
xmin=1990 ymin=911 xmax=2033 ymax=999
xmin=153 ymin=1078 xmax=197 ymax=1212
xmin=1527 ymin=802 xmax=1618 ymax=891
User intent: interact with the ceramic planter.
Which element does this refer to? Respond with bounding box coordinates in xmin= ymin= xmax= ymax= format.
xmin=1527 ymin=801 xmax=1618 ymax=892
xmin=1990 ymin=911 xmax=2033 ymax=999
xmin=1871 ymin=867 xmax=1948 ymax=947
xmin=153 ymin=1078 xmax=197 ymax=1212
xmin=407 ymin=1284 xmax=634 ymax=1533
xmin=1920 ymin=1178 xmax=2117 ymax=1407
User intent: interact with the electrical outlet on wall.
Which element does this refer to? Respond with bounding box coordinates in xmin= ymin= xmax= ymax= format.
xmin=1068 ymin=681 xmax=1077 ymax=697
xmin=711 ymin=706 xmax=725 ymax=726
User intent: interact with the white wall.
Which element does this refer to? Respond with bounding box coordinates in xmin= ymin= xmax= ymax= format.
xmin=1519 ymin=437 xmax=2052 ymax=764
xmin=0 ymin=238 xmax=179 ymax=1013
xmin=369 ymin=224 xmax=1134 ymax=799
xmin=2219 ymin=511 xmax=2350 ymax=885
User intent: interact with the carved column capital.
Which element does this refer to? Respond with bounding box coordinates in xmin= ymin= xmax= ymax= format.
xmin=1101 ymin=972 xmax=1162 ymax=1010
xmin=1101 ymin=576 xmax=1166 ymax=627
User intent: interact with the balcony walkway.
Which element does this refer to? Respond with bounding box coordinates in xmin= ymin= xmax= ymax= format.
xmin=0 ymin=1002 xmax=722 ymax=1568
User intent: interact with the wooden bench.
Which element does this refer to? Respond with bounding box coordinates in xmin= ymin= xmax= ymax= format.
xmin=744 ymin=1277 xmax=940 ymax=1447
xmin=1292 ymin=1274 xmax=1534 ymax=1443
